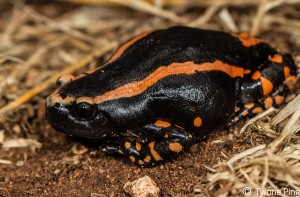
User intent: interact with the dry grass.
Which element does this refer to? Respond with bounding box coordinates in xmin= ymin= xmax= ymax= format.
xmin=0 ymin=0 xmax=299 ymax=196
xmin=194 ymin=95 xmax=300 ymax=196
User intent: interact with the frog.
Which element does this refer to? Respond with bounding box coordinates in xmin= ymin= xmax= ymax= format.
xmin=46 ymin=26 xmax=297 ymax=166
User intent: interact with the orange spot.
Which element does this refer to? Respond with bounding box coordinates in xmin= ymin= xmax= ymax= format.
xmin=154 ymin=120 xmax=171 ymax=128
xmin=244 ymin=69 xmax=251 ymax=74
xmin=125 ymin=142 xmax=131 ymax=149
xmin=193 ymin=117 xmax=202 ymax=127
xmin=252 ymin=71 xmax=261 ymax=80
xmin=231 ymin=32 xmax=263 ymax=47
xmin=260 ymin=77 xmax=273 ymax=96
xmin=138 ymin=160 xmax=145 ymax=165
xmin=285 ymin=76 xmax=296 ymax=90
xmin=169 ymin=142 xmax=183 ymax=153
xmin=252 ymin=107 xmax=263 ymax=113
xmin=244 ymin=103 xmax=254 ymax=108
xmin=93 ymin=60 xmax=244 ymax=104
xmin=144 ymin=155 xmax=151 ymax=163
xmin=275 ymin=95 xmax=285 ymax=105
xmin=129 ymin=156 xmax=136 ymax=162
xmin=284 ymin=67 xmax=290 ymax=78
xmin=242 ymin=110 xmax=249 ymax=116
xmin=264 ymin=97 xmax=273 ymax=109
xmin=148 ymin=142 xmax=163 ymax=161
xmin=136 ymin=142 xmax=142 ymax=151
xmin=163 ymin=134 xmax=169 ymax=139
xmin=108 ymin=31 xmax=151 ymax=64
xmin=269 ymin=54 xmax=283 ymax=63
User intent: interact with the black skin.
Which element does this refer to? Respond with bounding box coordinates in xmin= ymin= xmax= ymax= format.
xmin=46 ymin=26 xmax=297 ymax=166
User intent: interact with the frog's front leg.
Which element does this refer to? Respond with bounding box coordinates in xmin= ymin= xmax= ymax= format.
xmin=103 ymin=120 xmax=193 ymax=166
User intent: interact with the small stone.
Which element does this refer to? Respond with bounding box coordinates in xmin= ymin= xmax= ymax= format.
xmin=71 ymin=143 xmax=88 ymax=155
xmin=15 ymin=160 xmax=24 ymax=167
xmin=123 ymin=176 xmax=160 ymax=197
xmin=12 ymin=125 xmax=21 ymax=134
xmin=54 ymin=169 xmax=60 ymax=175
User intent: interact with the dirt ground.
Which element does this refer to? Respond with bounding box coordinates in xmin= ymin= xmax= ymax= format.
xmin=0 ymin=1 xmax=299 ymax=196
xmin=0 ymin=121 xmax=276 ymax=196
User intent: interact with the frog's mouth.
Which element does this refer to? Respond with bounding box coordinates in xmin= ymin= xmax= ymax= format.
xmin=47 ymin=117 xmax=91 ymax=137
xmin=46 ymin=103 xmax=117 ymax=139
xmin=46 ymin=106 xmax=93 ymax=137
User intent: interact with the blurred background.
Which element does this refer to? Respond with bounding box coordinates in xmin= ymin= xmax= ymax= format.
xmin=0 ymin=0 xmax=299 ymax=196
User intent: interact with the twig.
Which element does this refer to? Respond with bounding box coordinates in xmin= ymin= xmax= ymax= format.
xmin=0 ymin=159 xmax=12 ymax=165
xmin=1 ymin=5 xmax=28 ymax=48
xmin=188 ymin=5 xmax=221 ymax=27
xmin=218 ymin=7 xmax=239 ymax=32
xmin=0 ymin=54 xmax=24 ymax=64
xmin=114 ymin=0 xmax=186 ymax=24
xmin=264 ymin=0 xmax=300 ymax=12
xmin=239 ymin=168 xmax=259 ymax=188
xmin=17 ymin=37 xmax=67 ymax=79
xmin=227 ymin=144 xmax=266 ymax=165
xmin=251 ymin=0 xmax=268 ymax=35
xmin=269 ymin=108 xmax=300 ymax=149
xmin=271 ymin=94 xmax=300 ymax=126
xmin=25 ymin=7 xmax=96 ymax=44
xmin=240 ymin=107 xmax=276 ymax=133
xmin=61 ymin=0 xmax=186 ymax=23
xmin=261 ymin=157 xmax=269 ymax=189
xmin=0 ymin=188 xmax=11 ymax=197
xmin=59 ymin=0 xmax=262 ymax=7
xmin=0 ymin=42 xmax=117 ymax=116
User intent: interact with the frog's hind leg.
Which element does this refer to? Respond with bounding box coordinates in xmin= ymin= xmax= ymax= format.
xmin=228 ymin=83 xmax=290 ymax=126
xmin=103 ymin=120 xmax=194 ymax=166
xmin=228 ymin=52 xmax=297 ymax=126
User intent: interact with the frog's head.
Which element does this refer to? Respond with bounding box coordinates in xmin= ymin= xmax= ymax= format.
xmin=46 ymin=73 xmax=117 ymax=139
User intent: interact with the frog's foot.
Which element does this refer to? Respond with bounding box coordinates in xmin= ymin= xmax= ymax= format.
xmin=228 ymin=83 xmax=290 ymax=126
xmin=103 ymin=121 xmax=194 ymax=166
xmin=229 ymin=52 xmax=297 ymax=126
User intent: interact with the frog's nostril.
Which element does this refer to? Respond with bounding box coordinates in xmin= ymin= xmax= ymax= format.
xmin=54 ymin=103 xmax=62 ymax=109
xmin=60 ymin=93 xmax=67 ymax=99
xmin=56 ymin=79 xmax=63 ymax=88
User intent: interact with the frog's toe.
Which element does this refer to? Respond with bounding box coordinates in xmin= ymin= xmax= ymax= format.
xmin=102 ymin=144 xmax=123 ymax=155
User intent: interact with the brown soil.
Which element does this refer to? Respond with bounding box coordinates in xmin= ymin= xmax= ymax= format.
xmin=0 ymin=121 xmax=274 ymax=196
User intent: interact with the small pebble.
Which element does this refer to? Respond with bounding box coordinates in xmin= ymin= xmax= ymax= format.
xmin=54 ymin=169 xmax=60 ymax=175
xmin=15 ymin=160 xmax=24 ymax=167
xmin=124 ymin=176 xmax=160 ymax=197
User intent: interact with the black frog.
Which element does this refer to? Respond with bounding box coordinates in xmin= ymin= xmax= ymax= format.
xmin=46 ymin=26 xmax=297 ymax=166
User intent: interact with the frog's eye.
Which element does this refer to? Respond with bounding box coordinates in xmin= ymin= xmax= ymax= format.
xmin=75 ymin=102 xmax=94 ymax=119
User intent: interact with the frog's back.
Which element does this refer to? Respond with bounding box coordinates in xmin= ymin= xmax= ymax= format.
xmin=58 ymin=26 xmax=276 ymax=134
xmin=60 ymin=26 xmax=273 ymax=98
